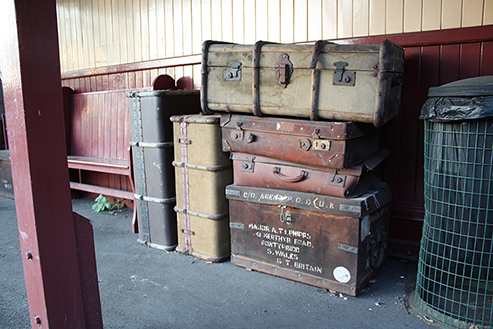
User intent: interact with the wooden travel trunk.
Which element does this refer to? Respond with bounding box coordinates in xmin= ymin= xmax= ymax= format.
xmin=221 ymin=114 xmax=381 ymax=169
xmin=128 ymin=90 xmax=200 ymax=251
xmin=0 ymin=150 xmax=13 ymax=199
xmin=226 ymin=182 xmax=391 ymax=296
xmin=231 ymin=149 xmax=390 ymax=198
xmin=171 ymin=114 xmax=233 ymax=262
xmin=202 ymin=40 xmax=404 ymax=127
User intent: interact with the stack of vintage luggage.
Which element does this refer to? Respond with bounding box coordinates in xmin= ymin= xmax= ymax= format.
xmin=201 ymin=39 xmax=405 ymax=296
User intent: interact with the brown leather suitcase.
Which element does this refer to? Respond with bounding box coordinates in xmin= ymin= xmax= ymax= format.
xmin=201 ymin=40 xmax=404 ymax=127
xmin=231 ymin=149 xmax=390 ymax=198
xmin=226 ymin=182 xmax=391 ymax=296
xmin=221 ymin=114 xmax=381 ymax=169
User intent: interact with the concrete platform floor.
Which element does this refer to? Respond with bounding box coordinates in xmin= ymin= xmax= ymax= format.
xmin=1 ymin=196 xmax=439 ymax=328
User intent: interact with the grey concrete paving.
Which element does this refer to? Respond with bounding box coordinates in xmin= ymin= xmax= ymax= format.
xmin=0 ymin=196 xmax=437 ymax=328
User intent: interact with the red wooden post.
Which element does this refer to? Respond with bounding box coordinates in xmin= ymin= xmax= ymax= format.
xmin=0 ymin=1 xmax=102 ymax=328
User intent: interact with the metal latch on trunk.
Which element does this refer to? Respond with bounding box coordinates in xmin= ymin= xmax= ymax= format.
xmin=333 ymin=61 xmax=356 ymax=86
xmin=314 ymin=139 xmax=331 ymax=151
xmin=279 ymin=205 xmax=292 ymax=225
xmin=224 ymin=62 xmax=242 ymax=81
xmin=327 ymin=169 xmax=346 ymax=187
xmin=275 ymin=53 xmax=294 ymax=88
xmin=240 ymin=156 xmax=255 ymax=173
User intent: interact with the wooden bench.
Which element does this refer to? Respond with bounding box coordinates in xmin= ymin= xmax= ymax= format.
xmin=64 ymin=87 xmax=138 ymax=231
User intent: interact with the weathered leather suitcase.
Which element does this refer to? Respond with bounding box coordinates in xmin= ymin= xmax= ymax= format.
xmin=231 ymin=149 xmax=390 ymax=198
xmin=171 ymin=114 xmax=233 ymax=262
xmin=226 ymin=182 xmax=391 ymax=296
xmin=221 ymin=114 xmax=381 ymax=169
xmin=202 ymin=40 xmax=404 ymax=127
xmin=128 ymin=90 xmax=200 ymax=251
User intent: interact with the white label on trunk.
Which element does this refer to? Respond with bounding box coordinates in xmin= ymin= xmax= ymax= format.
xmin=333 ymin=266 xmax=351 ymax=283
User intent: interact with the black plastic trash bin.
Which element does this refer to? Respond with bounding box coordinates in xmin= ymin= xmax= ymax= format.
xmin=415 ymin=76 xmax=493 ymax=328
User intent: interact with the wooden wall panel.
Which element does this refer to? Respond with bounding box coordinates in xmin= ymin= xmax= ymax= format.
xmin=422 ymin=0 xmax=441 ymax=31
xmin=57 ymin=0 xmax=492 ymax=72
xmin=403 ymin=0 xmax=422 ymax=32
xmin=338 ymin=0 xmax=353 ymax=38
xmin=353 ymin=0 xmax=369 ymax=37
xmin=322 ymin=0 xmax=337 ymax=39
xmin=294 ymin=0 xmax=308 ymax=42
xmin=462 ymin=0 xmax=485 ymax=27
xmin=280 ymin=0 xmax=294 ymax=43
xmin=387 ymin=0 xmax=404 ymax=34
xmin=442 ymin=0 xmax=462 ymax=29
xmin=257 ymin=0 xmax=269 ymax=41
xmin=486 ymin=0 xmax=493 ymax=24
xmin=268 ymin=0 xmax=281 ymax=42
xmin=369 ymin=0 xmax=386 ymax=35
xmin=308 ymin=0 xmax=322 ymax=40
xmin=481 ymin=41 xmax=493 ymax=75
xmin=233 ymin=0 xmax=245 ymax=43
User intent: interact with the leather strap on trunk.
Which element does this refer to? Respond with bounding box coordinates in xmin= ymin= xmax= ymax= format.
xmin=179 ymin=121 xmax=193 ymax=254
xmin=310 ymin=40 xmax=332 ymax=121
xmin=201 ymin=40 xmax=234 ymax=114
xmin=252 ymin=41 xmax=278 ymax=117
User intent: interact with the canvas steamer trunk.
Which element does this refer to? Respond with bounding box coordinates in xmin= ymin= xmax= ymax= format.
xmin=202 ymin=40 xmax=404 ymax=127
xmin=128 ymin=90 xmax=200 ymax=251
xmin=222 ymin=114 xmax=381 ymax=169
xmin=226 ymin=182 xmax=391 ymax=296
xmin=171 ymin=114 xmax=233 ymax=262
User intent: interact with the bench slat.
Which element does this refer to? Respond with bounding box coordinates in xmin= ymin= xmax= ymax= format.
xmin=69 ymin=182 xmax=134 ymax=200
xmin=67 ymin=156 xmax=129 ymax=175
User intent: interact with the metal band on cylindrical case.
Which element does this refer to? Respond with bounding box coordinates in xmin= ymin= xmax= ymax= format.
xmin=134 ymin=194 xmax=176 ymax=204
xmin=130 ymin=141 xmax=174 ymax=148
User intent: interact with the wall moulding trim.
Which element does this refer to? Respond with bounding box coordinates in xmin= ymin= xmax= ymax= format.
xmin=330 ymin=24 xmax=493 ymax=47
xmin=61 ymin=54 xmax=201 ymax=80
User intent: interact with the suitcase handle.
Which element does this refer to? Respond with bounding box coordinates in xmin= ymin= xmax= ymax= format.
xmin=273 ymin=167 xmax=307 ymax=183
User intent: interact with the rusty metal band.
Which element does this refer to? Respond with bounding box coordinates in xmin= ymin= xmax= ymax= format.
xmin=134 ymin=194 xmax=176 ymax=204
xmin=201 ymin=40 xmax=234 ymax=114
xmin=252 ymin=41 xmax=277 ymax=117
xmin=170 ymin=115 xmax=220 ymax=124
xmin=129 ymin=141 xmax=174 ymax=148
xmin=174 ymin=206 xmax=229 ymax=221
xmin=179 ymin=121 xmax=193 ymax=254
xmin=172 ymin=160 xmax=231 ymax=172
xmin=132 ymin=95 xmax=150 ymax=242
xmin=309 ymin=40 xmax=329 ymax=121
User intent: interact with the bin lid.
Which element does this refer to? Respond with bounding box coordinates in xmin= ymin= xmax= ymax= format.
xmin=428 ymin=76 xmax=493 ymax=97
